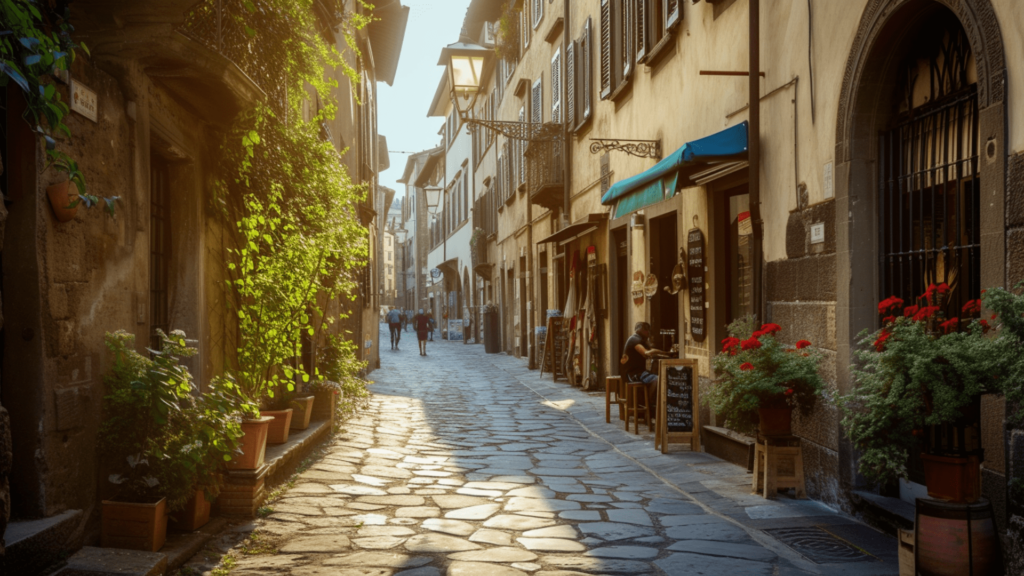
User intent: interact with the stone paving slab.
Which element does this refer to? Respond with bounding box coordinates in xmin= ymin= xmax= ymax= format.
xmin=185 ymin=336 xmax=899 ymax=576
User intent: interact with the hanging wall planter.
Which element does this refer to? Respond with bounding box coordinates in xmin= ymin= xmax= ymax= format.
xmin=47 ymin=180 xmax=79 ymax=222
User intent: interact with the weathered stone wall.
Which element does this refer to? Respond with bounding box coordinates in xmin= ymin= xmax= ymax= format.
xmin=766 ymin=199 xmax=842 ymax=509
xmin=1004 ymin=150 xmax=1024 ymax=575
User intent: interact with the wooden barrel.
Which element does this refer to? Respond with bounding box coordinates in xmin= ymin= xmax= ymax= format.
xmin=916 ymin=498 xmax=1000 ymax=576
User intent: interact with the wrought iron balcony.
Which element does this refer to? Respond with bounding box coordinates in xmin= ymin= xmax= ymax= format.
xmin=178 ymin=0 xmax=287 ymax=115
xmin=525 ymin=137 xmax=565 ymax=212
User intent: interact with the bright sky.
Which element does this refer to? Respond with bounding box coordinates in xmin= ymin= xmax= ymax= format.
xmin=377 ymin=0 xmax=471 ymax=202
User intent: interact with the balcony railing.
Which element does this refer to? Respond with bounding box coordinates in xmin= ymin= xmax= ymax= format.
xmin=178 ymin=0 xmax=287 ymax=115
xmin=525 ymin=137 xmax=564 ymax=212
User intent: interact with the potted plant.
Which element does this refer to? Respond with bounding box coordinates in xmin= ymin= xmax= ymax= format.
xmin=840 ymin=283 xmax=1021 ymax=502
xmin=710 ymin=317 xmax=825 ymax=437
xmin=168 ymin=376 xmax=246 ymax=532
xmin=98 ymin=330 xmax=208 ymax=551
xmin=45 ymin=153 xmax=86 ymax=222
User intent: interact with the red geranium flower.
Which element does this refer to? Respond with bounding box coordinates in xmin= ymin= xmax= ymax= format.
xmin=962 ymin=299 xmax=982 ymax=315
xmin=785 ymin=388 xmax=794 ymax=396
xmin=878 ymin=296 xmax=904 ymax=314
xmin=939 ymin=317 xmax=959 ymax=334
xmin=721 ymin=337 xmax=741 ymax=353
xmin=874 ymin=329 xmax=892 ymax=352
xmin=795 ymin=340 xmax=811 ymax=349
xmin=980 ymin=319 xmax=992 ymax=334
xmin=904 ymin=305 xmax=919 ymax=318
xmin=740 ymin=362 xmax=754 ymax=371
xmin=741 ymin=337 xmax=762 ymax=351
xmin=882 ymin=316 xmax=896 ymax=324
xmin=759 ymin=323 xmax=782 ymax=336
xmin=912 ymin=306 xmax=940 ymax=322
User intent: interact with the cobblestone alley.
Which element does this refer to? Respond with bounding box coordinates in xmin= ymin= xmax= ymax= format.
xmin=197 ymin=333 xmax=902 ymax=576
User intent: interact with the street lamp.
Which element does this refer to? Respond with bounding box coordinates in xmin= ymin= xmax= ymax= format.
xmin=424 ymin=185 xmax=442 ymax=215
xmin=439 ymin=41 xmax=490 ymax=117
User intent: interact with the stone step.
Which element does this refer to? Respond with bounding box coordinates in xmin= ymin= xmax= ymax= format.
xmin=6 ymin=509 xmax=83 ymax=575
xmin=53 ymin=547 xmax=166 ymax=576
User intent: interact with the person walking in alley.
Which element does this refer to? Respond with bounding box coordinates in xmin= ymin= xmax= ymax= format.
xmin=387 ymin=306 xmax=402 ymax=350
xmin=427 ymin=312 xmax=435 ymax=341
xmin=414 ymin=308 xmax=430 ymax=356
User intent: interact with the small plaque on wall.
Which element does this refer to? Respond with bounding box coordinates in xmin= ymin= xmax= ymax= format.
xmin=70 ymin=80 xmax=98 ymax=122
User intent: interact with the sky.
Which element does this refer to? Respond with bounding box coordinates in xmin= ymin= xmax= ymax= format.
xmin=377 ymin=0 xmax=471 ymax=200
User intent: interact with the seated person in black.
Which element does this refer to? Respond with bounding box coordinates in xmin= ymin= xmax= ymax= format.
xmin=620 ymin=322 xmax=668 ymax=401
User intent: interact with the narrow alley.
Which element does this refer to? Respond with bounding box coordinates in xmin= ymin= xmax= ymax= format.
xmin=203 ymin=333 xmax=900 ymax=576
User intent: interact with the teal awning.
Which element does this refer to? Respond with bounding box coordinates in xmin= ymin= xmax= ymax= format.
xmin=601 ymin=122 xmax=748 ymax=219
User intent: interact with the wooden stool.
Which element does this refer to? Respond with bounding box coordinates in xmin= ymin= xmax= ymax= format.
xmin=752 ymin=435 xmax=806 ymax=499
xmin=624 ymin=382 xmax=652 ymax=434
xmin=605 ymin=376 xmax=627 ymax=423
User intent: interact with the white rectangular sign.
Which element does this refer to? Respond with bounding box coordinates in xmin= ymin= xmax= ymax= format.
xmin=811 ymin=223 xmax=825 ymax=244
xmin=823 ymin=161 xmax=834 ymax=199
xmin=70 ymin=80 xmax=98 ymax=123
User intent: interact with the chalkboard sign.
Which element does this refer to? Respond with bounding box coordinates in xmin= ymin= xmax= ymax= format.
xmin=687 ymin=228 xmax=706 ymax=342
xmin=656 ymin=358 xmax=701 ymax=453
xmin=540 ymin=317 xmax=567 ymax=381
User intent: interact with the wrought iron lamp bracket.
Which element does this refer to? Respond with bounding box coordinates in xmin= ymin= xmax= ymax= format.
xmin=589 ymin=138 xmax=662 ymax=159
xmin=459 ymin=115 xmax=565 ymax=143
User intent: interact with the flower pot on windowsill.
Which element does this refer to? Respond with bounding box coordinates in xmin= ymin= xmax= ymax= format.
xmin=263 ymin=408 xmax=293 ymax=444
xmin=758 ymin=405 xmax=793 ymax=437
xmin=101 ymin=498 xmax=168 ymax=552
xmin=921 ymin=452 xmax=982 ymax=503
xmin=289 ymin=396 xmax=315 ymax=430
xmin=226 ymin=416 xmax=273 ymax=471
xmin=47 ymin=180 xmax=79 ymax=223
xmin=169 ymin=488 xmax=211 ymax=532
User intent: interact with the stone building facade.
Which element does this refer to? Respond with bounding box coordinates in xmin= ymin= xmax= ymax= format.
xmin=0 ymin=0 xmax=407 ymax=570
xmin=421 ymin=0 xmax=1023 ymax=569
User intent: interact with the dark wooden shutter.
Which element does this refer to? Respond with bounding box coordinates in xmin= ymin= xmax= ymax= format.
xmin=623 ymin=0 xmax=634 ymax=80
xmin=600 ymin=0 xmax=612 ymax=99
xmin=518 ymin=107 xmax=527 ymax=185
xmin=665 ymin=0 xmax=680 ymax=30
xmin=566 ymin=41 xmax=576 ymax=129
xmin=636 ymin=0 xmax=648 ymax=63
xmin=581 ymin=17 xmax=593 ymax=123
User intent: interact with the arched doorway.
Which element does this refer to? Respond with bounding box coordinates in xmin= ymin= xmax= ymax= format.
xmin=834 ymin=0 xmax=1006 ymax=499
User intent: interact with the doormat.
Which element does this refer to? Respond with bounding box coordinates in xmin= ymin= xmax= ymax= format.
xmin=762 ymin=526 xmax=873 ymax=564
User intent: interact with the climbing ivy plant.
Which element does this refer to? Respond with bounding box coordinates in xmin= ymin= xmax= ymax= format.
xmin=213 ymin=0 xmax=373 ymax=409
xmin=0 ymin=0 xmax=117 ymax=214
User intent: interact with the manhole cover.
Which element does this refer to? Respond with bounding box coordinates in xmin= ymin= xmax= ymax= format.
xmin=763 ymin=527 xmax=872 ymax=564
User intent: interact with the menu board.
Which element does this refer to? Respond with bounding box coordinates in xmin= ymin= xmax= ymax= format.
xmin=540 ymin=317 xmax=567 ymax=381
xmin=656 ymin=358 xmax=701 ymax=453
xmin=687 ymin=228 xmax=706 ymax=342
xmin=448 ymin=319 xmax=464 ymax=341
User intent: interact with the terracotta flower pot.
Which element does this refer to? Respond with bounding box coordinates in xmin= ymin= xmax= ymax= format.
xmin=263 ymin=409 xmax=293 ymax=444
xmin=758 ymin=406 xmax=793 ymax=437
xmin=226 ymin=416 xmax=273 ymax=471
xmin=169 ymin=488 xmax=211 ymax=532
xmin=312 ymin=389 xmax=337 ymax=423
xmin=921 ymin=452 xmax=981 ymax=503
xmin=102 ymin=498 xmax=168 ymax=552
xmin=47 ymin=180 xmax=79 ymax=223
xmin=289 ymin=396 xmax=315 ymax=430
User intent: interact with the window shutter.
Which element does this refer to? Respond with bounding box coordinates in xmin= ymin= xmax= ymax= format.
xmin=566 ymin=41 xmax=576 ymax=129
xmin=636 ymin=0 xmax=648 ymax=63
xmin=497 ymin=152 xmax=503 ymax=201
xmin=665 ymin=0 xmax=680 ymax=30
xmin=531 ymin=78 xmax=543 ymax=124
xmin=623 ymin=0 xmax=634 ymax=80
xmin=532 ymin=0 xmax=542 ymax=29
xmin=581 ymin=18 xmax=593 ymax=123
xmin=503 ymin=142 xmax=511 ymax=199
xmin=521 ymin=7 xmax=530 ymax=49
xmin=600 ymin=0 xmax=612 ymax=99
xmin=551 ymin=49 xmax=562 ymax=124
xmin=518 ymin=107 xmax=526 ymax=185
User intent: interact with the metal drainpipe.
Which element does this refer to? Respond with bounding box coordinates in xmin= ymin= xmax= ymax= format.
xmin=748 ymin=0 xmax=764 ymax=323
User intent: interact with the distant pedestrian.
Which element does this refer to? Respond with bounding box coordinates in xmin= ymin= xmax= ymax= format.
xmin=427 ymin=312 xmax=435 ymax=341
xmin=386 ymin=306 xmax=402 ymax=350
xmin=414 ymin=308 xmax=430 ymax=356
xmin=401 ymin=310 xmax=409 ymax=332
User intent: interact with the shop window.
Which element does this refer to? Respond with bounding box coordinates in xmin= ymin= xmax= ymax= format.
xmin=725 ymin=191 xmax=754 ymax=326
xmin=150 ymin=154 xmax=171 ymax=350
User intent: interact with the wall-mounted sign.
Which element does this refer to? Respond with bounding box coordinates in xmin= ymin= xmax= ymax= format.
xmin=643 ymin=273 xmax=659 ymax=300
xmin=430 ymin=268 xmax=441 ymax=279
xmin=70 ymin=80 xmax=98 ymax=123
xmin=811 ymin=222 xmax=825 ymax=244
xmin=687 ymin=228 xmax=706 ymax=342
xmin=631 ymin=271 xmax=645 ymax=305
